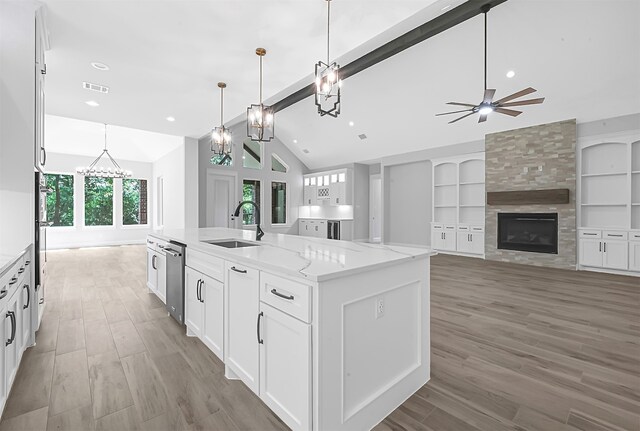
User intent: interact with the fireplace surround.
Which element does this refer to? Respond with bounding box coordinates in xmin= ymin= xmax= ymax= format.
xmin=497 ymin=213 xmax=558 ymax=254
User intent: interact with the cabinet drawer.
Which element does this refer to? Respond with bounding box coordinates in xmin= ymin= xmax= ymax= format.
xmin=146 ymin=237 xmax=158 ymax=252
xmin=603 ymin=231 xmax=627 ymax=240
xmin=579 ymin=230 xmax=601 ymax=239
xmin=431 ymin=223 xmax=443 ymax=230
xmin=457 ymin=225 xmax=469 ymax=231
xmin=186 ymin=249 xmax=224 ymax=282
xmin=631 ymin=232 xmax=640 ymax=242
xmin=260 ymin=272 xmax=311 ymax=323
xmin=470 ymin=225 xmax=484 ymax=232
xmin=444 ymin=224 xmax=456 ymax=231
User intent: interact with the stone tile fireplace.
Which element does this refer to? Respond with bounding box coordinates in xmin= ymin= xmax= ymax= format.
xmin=485 ymin=119 xmax=577 ymax=269
xmin=497 ymin=212 xmax=558 ymax=254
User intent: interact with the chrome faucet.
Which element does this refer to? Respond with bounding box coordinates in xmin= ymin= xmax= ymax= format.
xmin=233 ymin=200 xmax=264 ymax=241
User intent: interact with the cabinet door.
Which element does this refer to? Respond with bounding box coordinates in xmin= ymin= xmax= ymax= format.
xmin=303 ymin=186 xmax=317 ymax=206
xmin=329 ymin=182 xmax=345 ymax=205
xmin=629 ymin=242 xmax=640 ymax=272
xmin=470 ymin=232 xmax=485 ymax=255
xmin=603 ymin=241 xmax=628 ymax=270
xmin=456 ymin=232 xmax=471 ymax=253
xmin=442 ymin=231 xmax=456 ymax=251
xmin=431 ymin=230 xmax=443 ymax=249
xmin=579 ymin=239 xmax=603 ymax=267
xmin=156 ymin=254 xmax=166 ymax=303
xmin=299 ymin=220 xmax=310 ymax=237
xmin=20 ymin=283 xmax=32 ymax=352
xmin=259 ymin=303 xmax=311 ymax=431
xmin=185 ymin=267 xmax=203 ymax=337
xmin=225 ymin=262 xmax=260 ymax=394
xmin=4 ymin=292 xmax=20 ymax=390
xmin=146 ymin=248 xmax=158 ymax=292
xmin=201 ymin=275 xmax=224 ymax=361
xmin=315 ymin=220 xmax=327 ymax=238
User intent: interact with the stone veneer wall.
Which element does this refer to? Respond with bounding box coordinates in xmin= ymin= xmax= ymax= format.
xmin=485 ymin=119 xmax=577 ymax=269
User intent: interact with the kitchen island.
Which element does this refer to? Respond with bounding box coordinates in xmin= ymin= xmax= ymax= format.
xmin=148 ymin=228 xmax=433 ymax=431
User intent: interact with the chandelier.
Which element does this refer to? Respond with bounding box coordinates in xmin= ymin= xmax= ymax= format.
xmin=211 ymin=82 xmax=232 ymax=155
xmin=315 ymin=0 xmax=341 ymax=117
xmin=246 ymin=48 xmax=274 ymax=142
xmin=76 ymin=124 xmax=132 ymax=178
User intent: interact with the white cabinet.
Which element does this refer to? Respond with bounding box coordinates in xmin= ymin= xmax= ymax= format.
xmin=4 ymin=291 xmax=20 ymax=392
xmin=302 ymin=169 xmax=351 ymax=206
xmin=629 ymin=240 xmax=640 ymax=272
xmin=457 ymin=231 xmax=484 ymax=255
xmin=299 ymin=219 xmax=327 ymax=239
xmin=225 ymin=261 xmax=260 ymax=394
xmin=185 ymin=266 xmax=204 ymax=337
xmin=34 ymin=9 xmax=47 ymax=172
xmin=602 ymin=240 xmax=628 ymax=270
xmin=259 ymin=302 xmax=311 ymax=431
xmin=303 ymin=177 xmax=317 ymax=206
xmin=201 ymin=275 xmax=224 ymax=360
xmin=19 ymin=282 xmax=31 ymax=355
xmin=579 ymin=238 xmax=603 ymax=267
xmin=146 ymin=237 xmax=167 ymax=303
xmin=146 ymin=244 xmax=158 ymax=293
xmin=578 ymin=231 xmax=629 ymax=271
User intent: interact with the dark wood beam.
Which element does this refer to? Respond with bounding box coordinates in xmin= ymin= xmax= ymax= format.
xmin=271 ymin=0 xmax=509 ymax=113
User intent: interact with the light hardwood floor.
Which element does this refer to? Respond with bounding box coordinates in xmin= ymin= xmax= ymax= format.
xmin=0 ymin=246 xmax=638 ymax=431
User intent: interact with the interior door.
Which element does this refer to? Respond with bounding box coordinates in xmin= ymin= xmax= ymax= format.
xmin=206 ymin=171 xmax=237 ymax=228
xmin=369 ymin=175 xmax=382 ymax=243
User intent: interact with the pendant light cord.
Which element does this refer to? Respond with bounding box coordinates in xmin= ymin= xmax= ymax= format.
xmin=220 ymin=86 xmax=224 ymax=125
xmin=104 ymin=123 xmax=107 ymax=151
xmin=259 ymin=55 xmax=263 ymax=106
xmin=484 ymin=9 xmax=487 ymax=91
xmin=326 ymin=0 xmax=331 ymax=65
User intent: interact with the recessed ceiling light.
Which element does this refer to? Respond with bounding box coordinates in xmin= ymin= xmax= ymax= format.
xmin=441 ymin=5 xmax=451 ymax=11
xmin=91 ymin=62 xmax=110 ymax=71
xmin=293 ymin=139 xmax=298 ymax=144
xmin=166 ymin=116 xmax=175 ymax=122
xmin=85 ymin=100 xmax=99 ymax=107
xmin=348 ymin=121 xmax=354 ymax=127
xmin=506 ymin=70 xmax=515 ymax=78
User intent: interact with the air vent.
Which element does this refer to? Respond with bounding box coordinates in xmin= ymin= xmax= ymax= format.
xmin=302 ymin=149 xmax=310 ymax=154
xmin=83 ymin=82 xmax=109 ymax=94
xmin=358 ymin=134 xmax=367 ymax=140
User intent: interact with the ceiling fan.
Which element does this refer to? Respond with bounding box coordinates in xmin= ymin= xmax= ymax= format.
xmin=437 ymin=4 xmax=544 ymax=124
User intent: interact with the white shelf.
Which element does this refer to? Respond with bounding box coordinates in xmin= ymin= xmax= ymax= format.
xmin=434 ymin=183 xmax=456 ymax=187
xmin=434 ymin=205 xmax=456 ymax=208
xmin=459 ymin=204 xmax=484 ymax=208
xmin=581 ymin=172 xmax=627 ymax=178
xmin=459 ymin=181 xmax=484 ymax=186
xmin=581 ymin=203 xmax=627 ymax=207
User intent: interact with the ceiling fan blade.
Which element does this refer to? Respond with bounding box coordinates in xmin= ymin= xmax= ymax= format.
xmin=499 ymin=97 xmax=545 ymax=107
xmin=446 ymin=102 xmax=477 ymax=107
xmin=436 ymin=108 xmax=474 ymax=116
xmin=483 ymin=89 xmax=496 ymax=104
xmin=495 ymin=107 xmax=523 ymax=117
xmin=494 ymin=87 xmax=536 ymax=104
xmin=478 ymin=113 xmax=488 ymax=123
xmin=448 ymin=112 xmax=476 ymax=124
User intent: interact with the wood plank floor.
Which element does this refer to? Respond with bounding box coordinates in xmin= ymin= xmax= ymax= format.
xmin=0 ymin=247 xmax=638 ymax=431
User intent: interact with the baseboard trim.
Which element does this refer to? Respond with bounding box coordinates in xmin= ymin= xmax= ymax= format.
xmin=48 ymin=239 xmax=146 ymax=250
xmin=578 ymin=265 xmax=640 ymax=278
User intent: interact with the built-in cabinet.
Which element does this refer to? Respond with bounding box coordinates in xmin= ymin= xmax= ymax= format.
xmin=578 ymin=135 xmax=640 ymax=274
xmin=145 ymin=238 xmax=167 ymax=302
xmin=299 ymin=219 xmax=327 ymax=238
xmin=430 ymin=153 xmax=485 ymax=256
xmin=34 ymin=9 xmax=47 ymax=172
xmin=303 ymin=169 xmax=351 ymax=206
xmin=0 ymin=250 xmax=34 ymax=416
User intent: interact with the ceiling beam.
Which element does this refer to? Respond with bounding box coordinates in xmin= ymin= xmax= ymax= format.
xmin=271 ymin=0 xmax=508 ymax=114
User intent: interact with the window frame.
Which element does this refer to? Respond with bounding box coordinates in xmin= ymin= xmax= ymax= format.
xmin=241 ymin=178 xmax=263 ymax=227
xmin=120 ymin=178 xmax=150 ymax=228
xmin=242 ymin=139 xmax=263 ymax=170
xmin=44 ymin=171 xmax=76 ymax=230
xmin=271 ymin=153 xmax=289 ymax=173
xmin=82 ymin=175 xmax=116 ymax=229
xmin=270 ymin=180 xmax=289 ymax=226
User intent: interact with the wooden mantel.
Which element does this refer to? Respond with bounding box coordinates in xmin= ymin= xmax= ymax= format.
xmin=486 ymin=189 xmax=570 ymax=205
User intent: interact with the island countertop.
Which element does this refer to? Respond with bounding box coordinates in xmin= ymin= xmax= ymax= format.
xmin=149 ymin=227 xmax=434 ymax=282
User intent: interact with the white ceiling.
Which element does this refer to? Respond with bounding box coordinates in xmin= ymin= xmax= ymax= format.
xmin=42 ymin=0 xmax=640 ymax=170
xmin=276 ymin=0 xmax=640 ymax=169
xmin=42 ymin=0 xmax=438 ymax=139
xmin=45 ymin=115 xmax=183 ymax=162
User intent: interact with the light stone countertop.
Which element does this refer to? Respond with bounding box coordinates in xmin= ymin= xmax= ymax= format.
xmin=150 ymin=228 xmax=434 ymax=282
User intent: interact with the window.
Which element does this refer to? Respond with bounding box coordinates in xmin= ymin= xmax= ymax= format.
xmin=242 ymin=179 xmax=261 ymax=225
xmin=243 ymin=140 xmax=262 ymax=169
xmin=45 ymin=174 xmax=74 ymax=227
xmin=271 ymin=153 xmax=288 ymax=173
xmin=211 ymin=153 xmax=232 ymax=166
xmin=272 ymin=181 xmax=286 ymax=224
xmin=122 ymin=179 xmax=148 ymax=225
xmin=84 ymin=177 xmax=113 ymax=226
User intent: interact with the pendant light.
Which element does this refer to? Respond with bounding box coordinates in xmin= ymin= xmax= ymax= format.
xmin=315 ymin=0 xmax=341 ymax=117
xmin=246 ymin=48 xmax=274 ymax=142
xmin=76 ymin=124 xmax=132 ymax=178
xmin=211 ymin=82 xmax=232 ymax=155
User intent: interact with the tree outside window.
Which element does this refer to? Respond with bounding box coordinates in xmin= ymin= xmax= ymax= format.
xmin=242 ymin=179 xmax=260 ymax=225
xmin=122 ymin=179 xmax=148 ymax=225
xmin=272 ymin=181 xmax=286 ymax=224
xmin=45 ymin=174 xmax=74 ymax=227
xmin=84 ymin=177 xmax=113 ymax=226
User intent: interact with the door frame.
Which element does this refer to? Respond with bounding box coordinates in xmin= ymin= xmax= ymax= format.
xmin=206 ymin=169 xmax=238 ymax=228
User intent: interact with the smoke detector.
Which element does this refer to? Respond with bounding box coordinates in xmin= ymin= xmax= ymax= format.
xmin=83 ymin=81 xmax=109 ymax=94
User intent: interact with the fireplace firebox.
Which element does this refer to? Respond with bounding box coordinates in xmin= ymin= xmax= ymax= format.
xmin=497 ymin=213 xmax=558 ymax=254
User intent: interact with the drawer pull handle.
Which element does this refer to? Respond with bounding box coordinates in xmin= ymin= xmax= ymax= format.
xmin=231 ymin=266 xmax=247 ymax=274
xmin=583 ymin=233 xmax=597 ymax=236
xmin=271 ymin=289 xmax=294 ymax=301
xmin=607 ymin=234 xmax=623 ymax=237
xmin=257 ymin=312 xmax=264 ymax=344
xmin=0 ymin=289 xmax=7 ymax=300
xmin=18 ymin=267 xmax=24 ymax=274
xmin=25 ymin=260 xmax=30 ymax=266
xmin=9 ymin=277 xmax=17 ymax=286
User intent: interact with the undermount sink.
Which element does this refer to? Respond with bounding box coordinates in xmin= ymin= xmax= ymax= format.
xmin=202 ymin=239 xmax=260 ymax=248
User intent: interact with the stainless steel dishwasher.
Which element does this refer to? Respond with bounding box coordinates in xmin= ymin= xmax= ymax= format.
xmin=164 ymin=241 xmax=186 ymax=324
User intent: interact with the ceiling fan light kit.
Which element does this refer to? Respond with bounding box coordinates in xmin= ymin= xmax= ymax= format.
xmin=437 ymin=3 xmax=545 ymax=124
xmin=247 ymin=47 xmax=275 ymax=142
xmin=315 ymin=0 xmax=342 ymax=117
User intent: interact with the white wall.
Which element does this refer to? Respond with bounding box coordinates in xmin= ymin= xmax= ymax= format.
xmin=45 ymin=152 xmax=153 ymax=249
xmin=184 ymin=137 xmax=199 ymax=229
xmin=153 ymin=143 xmax=186 ymax=230
xmin=0 ymin=1 xmax=36 ymax=259
xmin=383 ymin=161 xmax=432 ymax=247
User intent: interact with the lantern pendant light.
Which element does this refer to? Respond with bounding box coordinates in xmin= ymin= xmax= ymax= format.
xmin=211 ymin=82 xmax=232 ymax=155
xmin=315 ymin=0 xmax=341 ymax=117
xmin=246 ymin=48 xmax=274 ymax=142
xmin=76 ymin=124 xmax=132 ymax=178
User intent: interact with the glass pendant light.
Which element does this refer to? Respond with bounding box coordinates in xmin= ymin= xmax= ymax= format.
xmin=246 ymin=48 xmax=274 ymax=142
xmin=211 ymin=82 xmax=232 ymax=155
xmin=315 ymin=0 xmax=341 ymax=117
xmin=76 ymin=124 xmax=132 ymax=178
